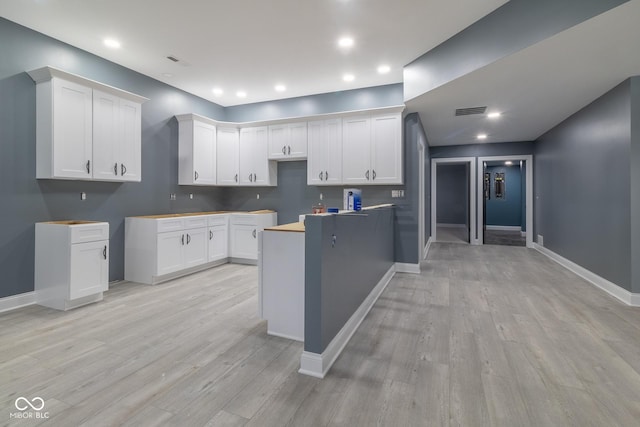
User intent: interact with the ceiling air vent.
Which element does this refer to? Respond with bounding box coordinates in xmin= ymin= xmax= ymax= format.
xmin=166 ymin=55 xmax=180 ymax=63
xmin=455 ymin=106 xmax=487 ymax=116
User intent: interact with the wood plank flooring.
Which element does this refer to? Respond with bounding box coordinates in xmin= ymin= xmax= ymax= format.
xmin=2 ymin=243 xmax=640 ymax=426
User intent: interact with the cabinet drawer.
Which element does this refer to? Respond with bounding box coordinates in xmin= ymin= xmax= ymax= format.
xmin=231 ymin=214 xmax=258 ymax=226
xmin=156 ymin=218 xmax=185 ymax=233
xmin=208 ymin=214 xmax=229 ymax=226
xmin=183 ymin=216 xmax=209 ymax=230
xmin=69 ymin=222 xmax=109 ymax=244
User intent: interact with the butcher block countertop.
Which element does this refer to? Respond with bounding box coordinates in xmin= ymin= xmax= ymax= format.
xmin=133 ymin=210 xmax=275 ymax=219
xmin=265 ymin=222 xmax=305 ymax=233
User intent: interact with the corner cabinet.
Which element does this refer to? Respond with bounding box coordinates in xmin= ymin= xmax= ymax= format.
xmin=342 ymin=112 xmax=403 ymax=185
xmin=28 ymin=66 xmax=147 ymax=182
xmin=177 ymin=114 xmax=217 ymax=185
xmin=216 ymin=127 xmax=241 ymax=185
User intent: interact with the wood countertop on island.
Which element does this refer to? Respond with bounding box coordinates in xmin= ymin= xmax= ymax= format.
xmin=264 ymin=222 xmax=305 ymax=232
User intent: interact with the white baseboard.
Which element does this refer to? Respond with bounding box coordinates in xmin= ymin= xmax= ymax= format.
xmin=423 ymin=236 xmax=433 ymax=260
xmin=485 ymin=225 xmax=522 ymax=231
xmin=0 ymin=291 xmax=36 ymax=313
xmin=299 ymin=264 xmax=396 ymax=378
xmin=395 ymin=262 xmax=420 ymax=274
xmin=436 ymin=223 xmax=467 ymax=229
xmin=533 ymin=243 xmax=640 ymax=307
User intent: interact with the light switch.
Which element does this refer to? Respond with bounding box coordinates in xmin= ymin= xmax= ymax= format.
xmin=80 ymin=192 xmax=87 ymax=200
xmin=189 ymin=193 xmax=194 ymax=200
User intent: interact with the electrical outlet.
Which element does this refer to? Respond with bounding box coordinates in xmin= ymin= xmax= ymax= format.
xmin=169 ymin=193 xmax=176 ymax=201
xmin=257 ymin=193 xmax=260 ymax=200
xmin=189 ymin=193 xmax=194 ymax=200
xmin=80 ymin=192 xmax=87 ymax=200
xmin=391 ymin=190 xmax=405 ymax=198
xmin=319 ymin=193 xmax=323 ymax=201
xmin=537 ymin=234 xmax=544 ymax=246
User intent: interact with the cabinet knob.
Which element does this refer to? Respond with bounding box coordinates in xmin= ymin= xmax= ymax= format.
xmin=103 ymin=245 xmax=107 ymax=260
xmin=252 ymin=229 xmax=256 ymax=238
xmin=365 ymin=170 xmax=370 ymax=180
xmin=249 ymin=173 xmax=253 ymax=182
xmin=194 ymin=170 xmax=199 ymax=181
xmin=254 ymin=173 xmax=257 ymax=182
xmin=325 ymin=171 xmax=328 ymax=181
xmin=235 ymin=174 xmax=238 ymax=183
xmin=319 ymin=171 xmax=323 ymax=181
xmin=372 ymin=170 xmax=376 ymax=180
xmin=86 ymin=160 xmax=91 ymax=174
xmin=282 ymin=146 xmax=286 ymax=155
xmin=288 ymin=145 xmax=291 ymax=155
xmin=187 ymin=234 xmax=191 ymax=244
xmin=114 ymin=163 xmax=118 ymax=176
xmin=209 ymin=230 xmax=213 ymax=240
xmin=181 ymin=234 xmax=184 ymax=245
xmin=121 ymin=163 xmax=127 ymax=176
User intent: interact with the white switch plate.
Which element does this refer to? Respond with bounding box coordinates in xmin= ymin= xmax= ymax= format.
xmin=169 ymin=193 xmax=176 ymax=200
xmin=80 ymin=192 xmax=86 ymax=200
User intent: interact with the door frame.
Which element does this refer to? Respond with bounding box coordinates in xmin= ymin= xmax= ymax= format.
xmin=417 ymin=133 xmax=426 ymax=259
xmin=477 ymin=155 xmax=533 ymax=248
xmin=431 ymin=157 xmax=477 ymax=245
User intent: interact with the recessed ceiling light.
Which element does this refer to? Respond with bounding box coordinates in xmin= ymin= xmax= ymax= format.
xmin=338 ymin=36 xmax=354 ymax=48
xmin=343 ymin=73 xmax=355 ymax=82
xmin=487 ymin=112 xmax=501 ymax=118
xmin=103 ymin=38 xmax=121 ymax=49
xmin=505 ymin=161 xmax=513 ymax=165
xmin=377 ymin=65 xmax=391 ymax=74
xmin=274 ymin=84 xmax=286 ymax=92
xmin=236 ymin=91 xmax=247 ymax=98
xmin=477 ymin=134 xmax=487 ymax=140
xmin=212 ymin=88 xmax=223 ymax=96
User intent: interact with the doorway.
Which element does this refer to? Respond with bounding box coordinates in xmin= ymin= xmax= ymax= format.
xmin=431 ymin=157 xmax=477 ymax=244
xmin=478 ymin=155 xmax=533 ymax=248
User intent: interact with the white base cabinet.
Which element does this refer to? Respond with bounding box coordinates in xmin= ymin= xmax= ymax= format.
xmin=230 ymin=212 xmax=278 ymax=262
xmin=35 ymin=221 xmax=109 ymax=310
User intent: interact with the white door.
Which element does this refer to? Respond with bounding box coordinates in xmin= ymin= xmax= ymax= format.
xmin=92 ymin=90 xmax=120 ymax=181
xmin=192 ymin=121 xmax=217 ymax=185
xmin=183 ymin=227 xmax=208 ymax=268
xmin=69 ymin=240 xmax=108 ymax=299
xmin=307 ymin=120 xmax=326 ymax=185
xmin=118 ymin=99 xmax=142 ymax=182
xmin=342 ymin=116 xmax=371 ymax=185
xmin=252 ymin=126 xmax=270 ymax=185
xmin=268 ymin=124 xmax=288 ymax=159
xmin=371 ymin=113 xmax=402 ymax=184
xmin=239 ymin=127 xmax=255 ymax=185
xmin=156 ymin=230 xmax=184 ymax=275
xmin=216 ymin=128 xmax=239 ymax=185
xmin=288 ymin=122 xmax=308 ymax=158
xmin=325 ymin=118 xmax=343 ymax=185
xmin=52 ymin=78 xmax=93 ymax=179
xmin=231 ymin=224 xmax=258 ymax=259
xmin=208 ymin=225 xmax=229 ymax=262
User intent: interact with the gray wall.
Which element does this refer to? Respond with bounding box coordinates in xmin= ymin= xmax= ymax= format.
xmin=430 ymin=142 xmax=535 ymax=159
xmin=436 ymin=164 xmax=468 ymax=225
xmin=534 ymin=80 xmax=632 ymax=290
xmin=0 ymin=18 xmax=227 ymax=298
xmin=632 ymin=78 xmax=640 ymax=293
xmin=403 ymin=0 xmax=629 ymax=100
xmin=485 ymin=165 xmax=522 ymax=227
xmin=304 ymin=207 xmax=394 ymax=354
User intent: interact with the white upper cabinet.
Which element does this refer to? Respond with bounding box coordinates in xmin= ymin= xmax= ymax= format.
xmin=268 ymin=122 xmax=307 ymax=160
xmin=28 ymin=66 xmax=147 ymax=182
xmin=216 ymin=127 xmax=240 ymax=186
xmin=307 ymin=118 xmax=342 ymax=186
xmin=342 ymin=112 xmax=403 ymax=185
xmin=177 ymin=115 xmax=217 ymax=185
xmin=240 ymin=126 xmax=276 ymax=186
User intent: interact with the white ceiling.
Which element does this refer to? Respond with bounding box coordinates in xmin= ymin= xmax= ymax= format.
xmin=406 ymin=0 xmax=640 ymax=146
xmin=0 ymin=0 xmax=507 ymax=106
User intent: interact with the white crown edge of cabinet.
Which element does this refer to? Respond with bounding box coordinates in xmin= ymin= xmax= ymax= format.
xmin=28 ymin=66 xmax=149 ymax=104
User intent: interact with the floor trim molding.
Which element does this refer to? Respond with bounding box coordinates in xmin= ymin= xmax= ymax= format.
xmin=533 ymin=243 xmax=640 ymax=307
xmin=395 ymin=262 xmax=420 ymax=274
xmin=299 ymin=264 xmax=396 ymax=378
xmin=0 ymin=291 xmax=36 ymax=313
xmin=436 ymin=223 xmax=467 ymax=229
xmin=486 ymin=225 xmax=522 ymax=231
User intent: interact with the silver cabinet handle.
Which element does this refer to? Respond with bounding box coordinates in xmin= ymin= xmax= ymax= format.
xmin=181 ymin=234 xmax=184 ymax=245
xmin=282 ymin=146 xmax=286 ymax=155
xmin=103 ymin=245 xmax=107 ymax=260
xmin=249 ymin=173 xmax=253 ymax=182
xmin=288 ymin=145 xmax=291 ymax=155
xmin=372 ymin=170 xmax=376 ymax=180
xmin=254 ymin=173 xmax=257 ymax=182
xmin=114 ymin=163 xmax=118 ymax=175
xmin=365 ymin=170 xmax=370 ymax=180
xmin=252 ymin=229 xmax=256 ymax=238
xmin=194 ymin=170 xmax=199 ymax=181
xmin=121 ymin=163 xmax=127 ymax=176
xmin=86 ymin=160 xmax=91 ymax=174
xmin=187 ymin=234 xmax=191 ymax=244
xmin=319 ymin=171 xmax=323 ymax=181
xmin=234 ymin=173 xmax=238 ymax=183
xmin=325 ymin=171 xmax=328 ymax=181
xmin=209 ymin=230 xmax=213 ymax=240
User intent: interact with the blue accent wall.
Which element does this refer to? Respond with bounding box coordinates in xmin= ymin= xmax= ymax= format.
xmin=485 ymin=165 xmax=522 ymax=227
xmin=436 ymin=164 xmax=468 ymax=225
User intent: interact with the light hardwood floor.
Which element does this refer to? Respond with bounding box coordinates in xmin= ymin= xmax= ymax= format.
xmin=2 ymin=243 xmax=640 ymax=426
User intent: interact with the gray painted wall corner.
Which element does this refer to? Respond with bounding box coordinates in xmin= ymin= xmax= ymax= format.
xmin=630 ymin=76 xmax=640 ymax=293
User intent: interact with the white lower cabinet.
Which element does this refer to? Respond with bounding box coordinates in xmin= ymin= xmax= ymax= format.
xmin=35 ymin=221 xmax=109 ymax=310
xmin=230 ymin=212 xmax=278 ymax=261
xmin=183 ymin=227 xmax=208 ymax=268
xmin=156 ymin=230 xmax=185 ymax=276
xmin=208 ymin=215 xmax=229 ymax=262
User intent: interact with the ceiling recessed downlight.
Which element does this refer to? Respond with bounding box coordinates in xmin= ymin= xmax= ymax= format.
xmin=343 ymin=73 xmax=355 ymax=82
xmin=274 ymin=84 xmax=286 ymax=92
xmin=212 ymin=88 xmax=223 ymax=96
xmin=338 ymin=37 xmax=354 ymax=48
xmin=103 ymin=38 xmax=121 ymax=49
xmin=505 ymin=161 xmax=513 ymax=165
xmin=377 ymin=65 xmax=391 ymax=74
xmin=487 ymin=112 xmax=501 ymax=118
xmin=477 ymin=134 xmax=488 ymax=140
xmin=236 ymin=90 xmax=247 ymax=98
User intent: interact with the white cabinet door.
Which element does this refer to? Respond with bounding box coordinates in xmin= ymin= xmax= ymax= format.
xmin=307 ymin=120 xmax=326 ymax=185
xmin=325 ymin=119 xmax=343 ymax=185
xmin=342 ymin=116 xmax=371 ymax=185
xmin=192 ymin=121 xmax=217 ymax=185
xmin=239 ymin=127 xmax=256 ymax=185
xmin=371 ymin=113 xmax=402 ymax=184
xmin=268 ymin=124 xmax=288 ymax=160
xmin=69 ymin=240 xmax=108 ymax=299
xmin=208 ymin=224 xmax=228 ymax=262
xmin=157 ymin=230 xmax=184 ymax=276
xmin=288 ymin=122 xmax=308 ymax=158
xmin=52 ymin=78 xmax=93 ymax=179
xmin=92 ymin=90 xmax=120 ymax=181
xmin=216 ymin=127 xmax=240 ymax=185
xmin=118 ymin=98 xmax=142 ymax=182
xmin=231 ymin=223 xmax=258 ymax=259
xmin=183 ymin=227 xmax=208 ymax=268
